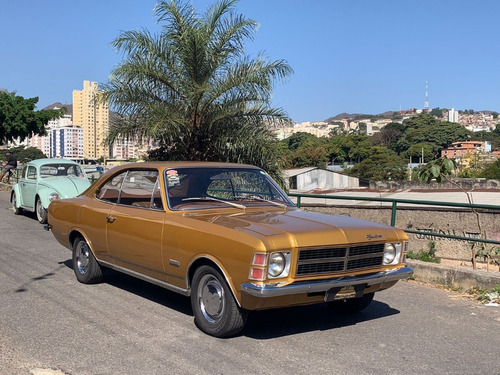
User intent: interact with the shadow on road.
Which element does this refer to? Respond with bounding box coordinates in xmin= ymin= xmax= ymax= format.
xmin=59 ymin=259 xmax=192 ymax=315
xmin=59 ymin=258 xmax=400 ymax=339
xmin=243 ymin=300 xmax=400 ymax=339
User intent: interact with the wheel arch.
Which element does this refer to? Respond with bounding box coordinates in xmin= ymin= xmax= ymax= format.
xmin=36 ymin=188 xmax=56 ymax=209
xmin=10 ymin=185 xmax=22 ymax=207
xmin=187 ymin=256 xmax=241 ymax=307
xmin=69 ymin=229 xmax=95 ymax=256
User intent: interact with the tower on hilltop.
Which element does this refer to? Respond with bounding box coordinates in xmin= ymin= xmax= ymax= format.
xmin=424 ymin=81 xmax=429 ymax=110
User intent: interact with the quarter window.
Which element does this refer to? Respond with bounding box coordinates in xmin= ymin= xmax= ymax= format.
xmin=119 ymin=170 xmax=160 ymax=209
xmin=27 ymin=166 xmax=37 ymax=180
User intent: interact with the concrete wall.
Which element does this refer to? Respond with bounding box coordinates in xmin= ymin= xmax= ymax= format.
xmin=370 ymin=178 xmax=500 ymax=191
xmin=301 ymin=204 xmax=500 ymax=263
xmin=295 ymin=170 xmax=359 ymax=191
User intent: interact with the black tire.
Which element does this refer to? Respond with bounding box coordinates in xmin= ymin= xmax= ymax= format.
xmin=72 ymin=237 xmax=103 ymax=284
xmin=191 ymin=265 xmax=248 ymax=338
xmin=327 ymin=292 xmax=375 ymax=313
xmin=35 ymin=197 xmax=47 ymax=224
xmin=11 ymin=192 xmax=22 ymax=215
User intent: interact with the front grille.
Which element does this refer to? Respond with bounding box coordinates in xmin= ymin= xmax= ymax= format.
xmin=296 ymin=243 xmax=385 ymax=276
xmin=298 ymin=247 xmax=347 ymax=261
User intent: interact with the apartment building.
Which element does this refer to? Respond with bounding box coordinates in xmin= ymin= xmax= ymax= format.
xmin=49 ymin=125 xmax=84 ymax=158
xmin=441 ymin=141 xmax=491 ymax=158
xmin=72 ymin=81 xmax=110 ymax=159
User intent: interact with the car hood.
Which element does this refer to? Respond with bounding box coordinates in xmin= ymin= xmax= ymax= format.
xmin=39 ymin=177 xmax=91 ymax=198
xmin=186 ymin=209 xmax=402 ymax=248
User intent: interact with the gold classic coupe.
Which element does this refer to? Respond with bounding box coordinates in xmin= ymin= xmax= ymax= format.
xmin=47 ymin=162 xmax=413 ymax=337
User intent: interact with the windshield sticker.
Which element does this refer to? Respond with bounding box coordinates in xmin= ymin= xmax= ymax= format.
xmin=167 ymin=171 xmax=180 ymax=187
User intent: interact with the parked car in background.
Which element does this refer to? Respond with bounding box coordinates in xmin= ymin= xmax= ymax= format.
xmin=47 ymin=161 xmax=413 ymax=337
xmin=11 ymin=158 xmax=91 ymax=223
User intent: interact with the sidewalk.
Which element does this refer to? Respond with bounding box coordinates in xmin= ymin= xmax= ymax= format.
xmin=407 ymin=259 xmax=500 ymax=290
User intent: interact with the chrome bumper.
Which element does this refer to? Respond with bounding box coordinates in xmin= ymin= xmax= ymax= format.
xmin=241 ymin=266 xmax=413 ymax=298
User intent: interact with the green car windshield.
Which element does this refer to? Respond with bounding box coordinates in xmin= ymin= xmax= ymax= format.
xmin=165 ymin=167 xmax=293 ymax=210
xmin=40 ymin=164 xmax=85 ymax=178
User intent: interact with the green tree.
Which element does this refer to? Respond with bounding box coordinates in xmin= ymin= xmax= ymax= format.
xmin=103 ymin=0 xmax=292 ymax=184
xmin=0 ymin=91 xmax=65 ymax=143
xmin=480 ymin=159 xmax=500 ymax=179
xmin=396 ymin=114 xmax=470 ymax=155
xmin=347 ymin=147 xmax=407 ymax=181
xmin=290 ymin=144 xmax=328 ymax=168
xmin=405 ymin=143 xmax=436 ymax=163
xmin=285 ymin=132 xmax=318 ymax=151
xmin=430 ymin=107 xmax=444 ymax=118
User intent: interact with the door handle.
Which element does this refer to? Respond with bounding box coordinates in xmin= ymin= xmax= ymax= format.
xmin=106 ymin=215 xmax=116 ymax=223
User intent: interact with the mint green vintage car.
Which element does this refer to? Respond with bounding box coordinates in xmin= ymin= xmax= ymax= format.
xmin=11 ymin=158 xmax=91 ymax=223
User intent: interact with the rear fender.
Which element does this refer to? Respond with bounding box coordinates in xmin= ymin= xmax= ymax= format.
xmin=11 ymin=184 xmax=22 ymax=208
xmin=36 ymin=187 xmax=57 ymax=209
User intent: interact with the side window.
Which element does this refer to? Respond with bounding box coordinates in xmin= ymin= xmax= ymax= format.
xmin=96 ymin=171 xmax=127 ymax=203
xmin=27 ymin=166 xmax=37 ymax=180
xmin=119 ymin=170 xmax=159 ymax=209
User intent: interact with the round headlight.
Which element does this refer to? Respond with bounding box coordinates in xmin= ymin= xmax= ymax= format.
xmin=268 ymin=252 xmax=286 ymax=277
xmin=49 ymin=193 xmax=60 ymax=202
xmin=383 ymin=243 xmax=397 ymax=264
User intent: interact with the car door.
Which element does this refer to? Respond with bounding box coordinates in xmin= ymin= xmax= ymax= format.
xmin=20 ymin=165 xmax=37 ymax=209
xmin=105 ymin=170 xmax=166 ymax=281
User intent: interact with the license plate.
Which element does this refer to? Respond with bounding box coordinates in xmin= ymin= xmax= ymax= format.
xmin=324 ymin=285 xmax=363 ymax=302
xmin=334 ymin=286 xmax=357 ymax=300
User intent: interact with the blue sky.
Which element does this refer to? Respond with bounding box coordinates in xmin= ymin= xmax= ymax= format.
xmin=1 ymin=0 xmax=499 ymax=122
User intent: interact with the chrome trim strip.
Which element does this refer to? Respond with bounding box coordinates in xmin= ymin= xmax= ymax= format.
xmin=241 ymin=266 xmax=413 ymax=298
xmin=98 ymin=260 xmax=190 ymax=296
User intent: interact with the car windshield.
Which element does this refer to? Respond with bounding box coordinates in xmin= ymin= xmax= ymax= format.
xmin=40 ymin=164 xmax=85 ymax=178
xmin=165 ymin=167 xmax=293 ymax=210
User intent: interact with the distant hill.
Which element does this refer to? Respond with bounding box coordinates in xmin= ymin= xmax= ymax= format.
xmin=325 ymin=111 xmax=396 ymax=122
xmin=43 ymin=102 xmax=73 ymax=116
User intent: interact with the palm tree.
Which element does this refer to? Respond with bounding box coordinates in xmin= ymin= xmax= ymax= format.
xmin=103 ymin=0 xmax=292 ymax=183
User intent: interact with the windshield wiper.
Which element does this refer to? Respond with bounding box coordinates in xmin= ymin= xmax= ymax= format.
xmin=181 ymin=197 xmax=246 ymax=209
xmin=239 ymin=195 xmax=288 ymax=209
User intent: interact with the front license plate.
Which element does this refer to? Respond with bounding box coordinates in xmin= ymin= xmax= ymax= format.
xmin=324 ymin=285 xmax=364 ymax=302
xmin=334 ymin=286 xmax=357 ymax=300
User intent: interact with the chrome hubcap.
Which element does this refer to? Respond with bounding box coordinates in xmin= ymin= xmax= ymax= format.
xmin=76 ymin=241 xmax=90 ymax=275
xmin=198 ymin=274 xmax=225 ymax=324
xmin=36 ymin=200 xmax=45 ymax=221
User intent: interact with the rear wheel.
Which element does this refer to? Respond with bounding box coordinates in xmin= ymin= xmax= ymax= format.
xmin=327 ymin=292 xmax=374 ymax=313
xmin=191 ymin=265 xmax=247 ymax=337
xmin=72 ymin=237 xmax=103 ymax=284
xmin=35 ymin=197 xmax=47 ymax=224
xmin=11 ymin=192 xmax=22 ymax=215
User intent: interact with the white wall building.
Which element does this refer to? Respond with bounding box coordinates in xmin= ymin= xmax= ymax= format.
xmin=50 ymin=125 xmax=84 ymax=158
xmin=448 ymin=108 xmax=459 ymax=123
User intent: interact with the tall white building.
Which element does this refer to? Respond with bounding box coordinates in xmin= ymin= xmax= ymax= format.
xmin=448 ymin=108 xmax=459 ymax=123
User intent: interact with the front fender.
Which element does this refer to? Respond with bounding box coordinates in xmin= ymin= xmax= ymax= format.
xmin=11 ymin=184 xmax=22 ymax=207
xmin=36 ymin=187 xmax=58 ymax=209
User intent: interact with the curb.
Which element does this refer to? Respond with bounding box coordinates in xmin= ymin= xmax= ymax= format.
xmin=407 ymin=259 xmax=500 ymax=290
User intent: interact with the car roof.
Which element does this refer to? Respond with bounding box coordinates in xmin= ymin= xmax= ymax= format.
xmin=108 ymin=161 xmax=261 ymax=171
xmin=27 ymin=158 xmax=80 ymax=167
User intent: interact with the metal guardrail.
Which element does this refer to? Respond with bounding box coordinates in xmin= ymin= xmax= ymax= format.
xmin=288 ymin=192 xmax=500 ymax=246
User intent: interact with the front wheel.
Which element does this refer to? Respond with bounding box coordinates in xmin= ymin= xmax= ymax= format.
xmin=11 ymin=192 xmax=22 ymax=215
xmin=35 ymin=197 xmax=47 ymax=224
xmin=327 ymin=292 xmax=375 ymax=313
xmin=72 ymin=237 xmax=103 ymax=284
xmin=191 ymin=265 xmax=248 ymax=338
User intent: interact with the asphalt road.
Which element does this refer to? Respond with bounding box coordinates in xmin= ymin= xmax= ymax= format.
xmin=0 ymin=191 xmax=499 ymax=375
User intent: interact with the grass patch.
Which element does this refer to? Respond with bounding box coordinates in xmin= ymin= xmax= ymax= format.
xmin=407 ymin=241 xmax=441 ymax=263
xmin=468 ymin=285 xmax=500 ymax=304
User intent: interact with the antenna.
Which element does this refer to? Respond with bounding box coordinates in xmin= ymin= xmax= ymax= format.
xmin=424 ymin=81 xmax=429 ymax=110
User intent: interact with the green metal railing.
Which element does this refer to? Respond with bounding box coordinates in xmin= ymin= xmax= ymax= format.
xmin=288 ymin=192 xmax=500 ymax=246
